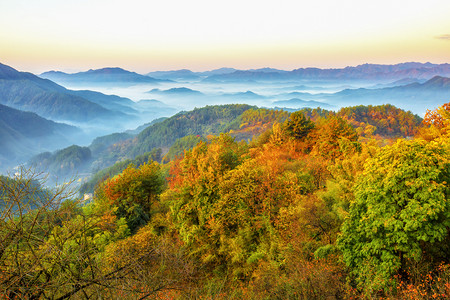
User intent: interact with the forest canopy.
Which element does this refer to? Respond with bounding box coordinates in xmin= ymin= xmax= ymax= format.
xmin=1 ymin=103 xmax=448 ymax=299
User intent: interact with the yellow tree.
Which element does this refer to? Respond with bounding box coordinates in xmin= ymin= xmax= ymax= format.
xmin=420 ymin=102 xmax=450 ymax=140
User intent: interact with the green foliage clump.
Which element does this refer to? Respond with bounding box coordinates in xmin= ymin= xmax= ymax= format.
xmin=240 ymin=108 xmax=289 ymax=127
xmin=338 ymin=138 xmax=450 ymax=292
xmin=132 ymin=104 xmax=254 ymax=156
xmin=97 ymin=162 xmax=165 ymax=234
xmin=79 ymin=148 xmax=162 ymax=195
xmin=162 ymin=134 xmax=205 ymax=162
xmin=89 ymin=132 xmax=134 ymax=156
xmin=337 ymin=104 xmax=423 ymax=137
xmin=297 ymin=107 xmax=333 ymax=121
xmin=29 ymin=144 xmax=92 ymax=178
xmin=284 ymin=111 xmax=315 ymax=139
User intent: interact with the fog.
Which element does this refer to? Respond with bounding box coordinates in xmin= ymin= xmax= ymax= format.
xmin=3 ymin=71 xmax=448 ymax=188
xmin=61 ymin=79 xmax=356 ymax=114
xmin=60 ymin=76 xmax=444 ymax=119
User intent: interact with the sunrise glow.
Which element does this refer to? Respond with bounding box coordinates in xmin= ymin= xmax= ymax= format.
xmin=1 ymin=0 xmax=449 ymax=73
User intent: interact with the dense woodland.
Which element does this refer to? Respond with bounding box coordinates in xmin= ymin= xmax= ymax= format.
xmin=1 ymin=102 xmax=449 ymax=299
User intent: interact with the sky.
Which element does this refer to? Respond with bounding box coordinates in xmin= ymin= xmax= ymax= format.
xmin=1 ymin=0 xmax=449 ymax=74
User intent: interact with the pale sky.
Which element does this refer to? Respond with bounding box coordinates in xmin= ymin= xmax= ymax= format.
xmin=1 ymin=0 xmax=449 ymax=74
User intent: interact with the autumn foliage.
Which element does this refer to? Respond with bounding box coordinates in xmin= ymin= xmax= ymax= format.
xmin=1 ymin=103 xmax=449 ymax=299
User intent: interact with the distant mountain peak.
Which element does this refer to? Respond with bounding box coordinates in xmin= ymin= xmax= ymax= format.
xmin=85 ymin=67 xmax=130 ymax=74
xmin=146 ymin=87 xmax=203 ymax=95
xmin=40 ymin=67 xmax=165 ymax=84
xmin=421 ymin=75 xmax=450 ymax=88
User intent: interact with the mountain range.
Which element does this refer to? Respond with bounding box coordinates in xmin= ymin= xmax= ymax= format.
xmin=0 ymin=62 xmax=179 ymax=170
xmin=272 ymin=98 xmax=334 ymax=109
xmin=41 ymin=67 xmax=166 ymax=86
xmin=146 ymin=68 xmax=238 ymax=80
xmin=38 ymin=62 xmax=450 ymax=84
xmin=203 ymin=62 xmax=450 ymax=82
xmin=284 ymin=76 xmax=450 ymax=113
xmin=146 ymin=87 xmax=205 ymax=97
xmin=1 ymin=61 xmax=449 ymax=173
xmin=0 ymin=63 xmax=177 ymax=124
xmin=0 ymin=63 xmax=128 ymax=123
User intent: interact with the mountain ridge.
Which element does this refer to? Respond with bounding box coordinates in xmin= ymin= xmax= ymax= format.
xmin=0 ymin=103 xmax=81 ymax=168
xmin=205 ymin=63 xmax=450 ymax=82
xmin=41 ymin=67 xmax=168 ymax=85
xmin=0 ymin=63 xmax=130 ymax=123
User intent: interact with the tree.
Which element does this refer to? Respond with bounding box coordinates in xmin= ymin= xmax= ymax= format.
xmin=284 ymin=111 xmax=315 ymax=139
xmin=423 ymin=102 xmax=450 ymax=129
xmin=420 ymin=102 xmax=450 ymax=140
xmin=310 ymin=116 xmax=359 ymax=161
xmin=0 ymin=167 xmax=183 ymax=299
xmin=97 ymin=162 xmax=164 ymax=234
xmin=162 ymin=135 xmax=205 ymax=163
xmin=164 ymin=134 xmax=258 ymax=276
xmin=338 ymin=138 xmax=450 ymax=293
xmin=0 ymin=167 xmax=127 ymax=299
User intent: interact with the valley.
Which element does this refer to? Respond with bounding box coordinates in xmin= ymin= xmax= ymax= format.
xmin=1 ymin=61 xmax=449 ymax=299
xmin=1 ymin=61 xmax=449 ymax=184
xmin=2 ymin=1 xmax=449 ymax=297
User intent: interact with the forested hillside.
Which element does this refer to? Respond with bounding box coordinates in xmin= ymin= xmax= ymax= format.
xmin=75 ymin=104 xmax=421 ymax=195
xmin=0 ymin=78 xmax=119 ymax=123
xmin=76 ymin=104 xmax=256 ymax=174
xmin=131 ymin=104 xmax=254 ymax=156
xmin=5 ymin=102 xmax=448 ymax=299
xmin=0 ymin=103 xmax=81 ymax=168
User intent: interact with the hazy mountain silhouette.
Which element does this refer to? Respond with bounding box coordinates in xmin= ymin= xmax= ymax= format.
xmin=0 ymin=63 xmax=128 ymax=123
xmin=146 ymin=87 xmax=204 ymax=96
xmin=272 ymin=98 xmax=334 ymax=109
xmin=147 ymin=69 xmax=201 ymax=81
xmin=0 ymin=103 xmax=81 ymax=169
xmin=204 ymin=63 xmax=450 ymax=82
xmin=198 ymin=68 xmax=239 ymax=76
xmin=296 ymin=76 xmax=450 ymax=113
xmin=66 ymin=90 xmax=138 ymax=114
xmin=217 ymin=91 xmax=267 ymax=100
xmin=41 ymin=67 xmax=167 ymax=86
xmin=248 ymin=67 xmax=286 ymax=73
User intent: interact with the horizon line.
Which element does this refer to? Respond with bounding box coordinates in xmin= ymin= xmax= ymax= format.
xmin=23 ymin=60 xmax=450 ymax=75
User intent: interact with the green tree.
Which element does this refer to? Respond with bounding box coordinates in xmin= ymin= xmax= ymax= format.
xmin=0 ymin=167 xmax=183 ymax=299
xmin=97 ymin=162 xmax=165 ymax=234
xmin=284 ymin=111 xmax=315 ymax=139
xmin=338 ymin=138 xmax=450 ymax=293
xmin=162 ymin=134 xmax=205 ymax=163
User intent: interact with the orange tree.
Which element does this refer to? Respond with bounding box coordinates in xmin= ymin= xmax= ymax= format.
xmin=423 ymin=102 xmax=450 ymax=130
xmin=421 ymin=101 xmax=450 ymax=140
xmin=163 ymin=135 xmax=246 ymax=272
xmin=310 ymin=115 xmax=359 ymax=161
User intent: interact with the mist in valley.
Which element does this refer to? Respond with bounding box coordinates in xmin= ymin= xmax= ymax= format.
xmin=2 ymin=63 xmax=449 ymax=189
xmin=55 ymin=74 xmax=445 ymax=117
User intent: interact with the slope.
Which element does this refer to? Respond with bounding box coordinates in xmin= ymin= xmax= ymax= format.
xmin=0 ymin=63 xmax=127 ymax=123
xmin=0 ymin=103 xmax=80 ymax=169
